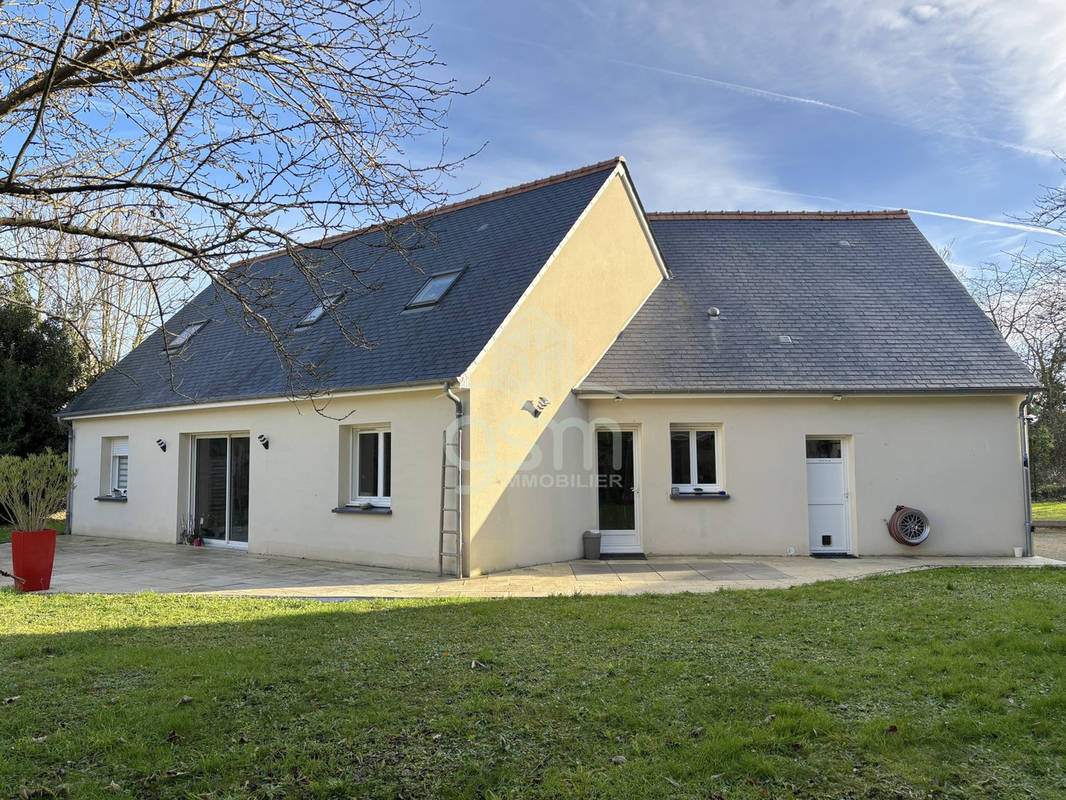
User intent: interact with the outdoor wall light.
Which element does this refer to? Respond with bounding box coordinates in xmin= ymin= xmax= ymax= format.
xmin=521 ymin=397 xmax=550 ymax=418
xmin=257 ymin=434 xmax=270 ymax=450
xmin=832 ymin=394 xmax=843 ymax=402
xmin=613 ymin=395 xmax=624 ymax=404
xmin=156 ymin=439 xmax=167 ymax=452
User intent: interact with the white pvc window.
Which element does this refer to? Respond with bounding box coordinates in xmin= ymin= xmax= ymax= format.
xmin=349 ymin=427 xmax=391 ymax=507
xmin=669 ymin=426 xmax=721 ymax=492
xmin=297 ymin=292 xmax=345 ymax=330
xmin=165 ymin=321 xmax=206 ymax=351
xmin=109 ymin=438 xmax=129 ymax=495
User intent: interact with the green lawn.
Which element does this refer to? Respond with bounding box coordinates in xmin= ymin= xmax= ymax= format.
xmin=2 ymin=570 xmax=1065 ymax=799
xmin=1032 ymin=500 xmax=1066 ymax=521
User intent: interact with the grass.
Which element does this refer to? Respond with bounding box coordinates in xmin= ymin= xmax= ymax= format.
xmin=1032 ymin=500 xmax=1066 ymax=521
xmin=1 ymin=570 xmax=1065 ymax=799
xmin=0 ymin=515 xmax=66 ymax=544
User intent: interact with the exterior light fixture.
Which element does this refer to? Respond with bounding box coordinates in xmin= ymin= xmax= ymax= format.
xmin=521 ymin=397 xmax=550 ymax=418
xmin=613 ymin=395 xmax=624 ymax=404
xmin=257 ymin=434 xmax=270 ymax=449
xmin=832 ymin=394 xmax=843 ymax=401
xmin=156 ymin=439 xmax=167 ymax=452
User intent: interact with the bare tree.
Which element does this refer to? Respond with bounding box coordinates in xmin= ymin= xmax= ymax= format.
xmin=0 ymin=0 xmax=479 ymax=391
xmin=964 ymin=248 xmax=1066 ymax=399
xmin=963 ymin=167 xmax=1066 ymax=493
xmin=9 ymin=202 xmax=185 ymax=380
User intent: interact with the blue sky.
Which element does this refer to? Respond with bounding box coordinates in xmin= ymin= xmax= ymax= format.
xmin=415 ymin=0 xmax=1066 ymax=274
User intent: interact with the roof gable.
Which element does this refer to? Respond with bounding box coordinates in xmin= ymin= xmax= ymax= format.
xmin=62 ymin=161 xmax=620 ymax=417
xmin=581 ymin=212 xmax=1038 ymax=394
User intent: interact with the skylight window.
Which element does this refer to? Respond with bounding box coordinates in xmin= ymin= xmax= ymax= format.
xmin=165 ymin=321 xmax=206 ymax=351
xmin=406 ymin=270 xmax=462 ymax=309
xmin=296 ymin=292 xmax=345 ymax=330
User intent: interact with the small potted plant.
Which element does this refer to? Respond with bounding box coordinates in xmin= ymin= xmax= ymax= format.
xmin=179 ymin=515 xmax=203 ymax=547
xmin=0 ymin=451 xmax=77 ymax=592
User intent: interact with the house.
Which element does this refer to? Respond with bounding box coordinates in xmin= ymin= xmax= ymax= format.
xmin=58 ymin=157 xmax=1040 ymax=576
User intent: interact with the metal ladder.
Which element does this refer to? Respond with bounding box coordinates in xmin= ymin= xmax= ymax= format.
xmin=438 ymin=428 xmax=463 ymax=578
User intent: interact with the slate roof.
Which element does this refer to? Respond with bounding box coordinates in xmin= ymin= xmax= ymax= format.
xmin=60 ymin=160 xmax=621 ymax=417
xmin=580 ymin=211 xmax=1038 ymax=394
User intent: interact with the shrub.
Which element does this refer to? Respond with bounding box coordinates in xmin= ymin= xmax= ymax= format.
xmin=1031 ymin=482 xmax=1066 ymax=502
xmin=0 ymin=451 xmax=76 ymax=531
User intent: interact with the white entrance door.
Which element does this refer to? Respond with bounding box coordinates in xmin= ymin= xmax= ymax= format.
xmin=596 ymin=428 xmax=642 ymax=554
xmin=806 ymin=438 xmax=851 ymax=554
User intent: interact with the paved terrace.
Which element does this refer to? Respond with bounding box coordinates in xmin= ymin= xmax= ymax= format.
xmin=3 ymin=535 xmax=1062 ymax=599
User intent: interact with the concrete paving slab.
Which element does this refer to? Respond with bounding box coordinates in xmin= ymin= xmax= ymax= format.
xmin=1 ymin=535 xmax=1061 ymax=599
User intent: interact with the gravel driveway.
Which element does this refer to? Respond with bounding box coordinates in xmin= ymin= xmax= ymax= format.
xmin=1034 ymin=529 xmax=1066 ymax=561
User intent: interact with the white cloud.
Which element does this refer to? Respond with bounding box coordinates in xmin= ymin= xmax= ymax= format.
xmin=595 ymin=0 xmax=1066 ymax=155
xmin=617 ymin=125 xmax=792 ymax=211
xmin=906 ymin=4 xmax=942 ymax=23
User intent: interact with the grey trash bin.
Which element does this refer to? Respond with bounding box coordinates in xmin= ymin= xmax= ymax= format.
xmin=582 ymin=530 xmax=602 ymax=560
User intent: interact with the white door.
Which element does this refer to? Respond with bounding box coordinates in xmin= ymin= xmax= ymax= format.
xmin=806 ymin=438 xmax=851 ymax=554
xmin=596 ymin=428 xmax=642 ymax=554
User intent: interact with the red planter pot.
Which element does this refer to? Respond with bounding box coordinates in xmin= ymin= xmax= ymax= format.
xmin=10 ymin=529 xmax=57 ymax=592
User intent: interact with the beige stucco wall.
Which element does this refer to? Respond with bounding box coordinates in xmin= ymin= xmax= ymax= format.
xmin=462 ymin=171 xmax=665 ymax=574
xmin=69 ymin=387 xmax=456 ymax=572
xmin=582 ymin=394 xmax=1028 ymax=557
xmin=69 ymin=388 xmax=1028 ymax=572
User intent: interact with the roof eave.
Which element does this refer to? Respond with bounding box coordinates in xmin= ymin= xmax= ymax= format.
xmin=58 ymin=378 xmax=455 ymax=421
xmin=574 ymin=385 xmax=1041 ymax=398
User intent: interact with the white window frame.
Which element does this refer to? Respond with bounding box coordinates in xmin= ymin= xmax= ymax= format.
xmin=109 ymin=437 xmax=129 ymax=496
xmin=669 ymin=425 xmax=722 ymax=493
xmin=348 ymin=427 xmax=391 ymax=507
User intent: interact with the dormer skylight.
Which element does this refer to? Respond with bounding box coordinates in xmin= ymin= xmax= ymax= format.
xmin=296 ymin=292 xmax=345 ymax=330
xmin=165 ymin=321 xmax=206 ymax=351
xmin=406 ymin=270 xmax=463 ymax=309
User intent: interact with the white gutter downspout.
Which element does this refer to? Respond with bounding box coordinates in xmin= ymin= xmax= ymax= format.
xmin=1020 ymin=393 xmax=1035 ymax=557
xmin=443 ymin=381 xmax=465 ymax=576
xmin=56 ymin=416 xmax=74 ymax=536
xmin=66 ymin=421 xmax=74 ymax=535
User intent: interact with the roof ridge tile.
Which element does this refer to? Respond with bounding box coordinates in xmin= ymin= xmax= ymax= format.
xmin=646 ymin=210 xmax=909 ymax=221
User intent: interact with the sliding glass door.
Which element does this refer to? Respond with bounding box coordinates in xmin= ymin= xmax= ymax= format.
xmin=192 ymin=435 xmax=250 ymax=547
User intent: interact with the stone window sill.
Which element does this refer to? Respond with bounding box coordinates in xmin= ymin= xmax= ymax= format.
xmin=94 ymin=495 xmax=128 ymax=503
xmin=670 ymin=491 xmax=730 ymax=500
xmin=332 ymin=505 xmax=392 ymax=515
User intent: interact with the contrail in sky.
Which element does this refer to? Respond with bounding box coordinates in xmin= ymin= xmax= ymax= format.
xmin=438 ymin=20 xmax=1054 ymax=159
xmin=604 ymin=57 xmax=862 ymax=115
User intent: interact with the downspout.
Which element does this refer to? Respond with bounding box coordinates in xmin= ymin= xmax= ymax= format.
xmin=443 ymin=381 xmax=464 ymax=576
xmin=1020 ymin=393 xmax=1035 ymax=557
xmin=59 ymin=416 xmax=74 ymax=536
xmin=444 ymin=381 xmax=463 ymax=419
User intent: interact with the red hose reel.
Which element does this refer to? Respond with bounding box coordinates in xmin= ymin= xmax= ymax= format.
xmin=888 ymin=506 xmax=931 ymax=546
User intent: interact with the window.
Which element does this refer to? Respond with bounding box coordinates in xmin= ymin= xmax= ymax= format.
xmin=806 ymin=439 xmax=842 ymax=459
xmin=109 ymin=438 xmax=129 ymax=495
xmin=406 ymin=270 xmax=462 ymax=308
xmin=165 ymin=321 xmax=206 ymax=351
xmin=349 ymin=427 xmax=391 ymax=507
xmin=296 ymin=292 xmax=345 ymax=330
xmin=670 ymin=426 xmax=721 ymax=492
